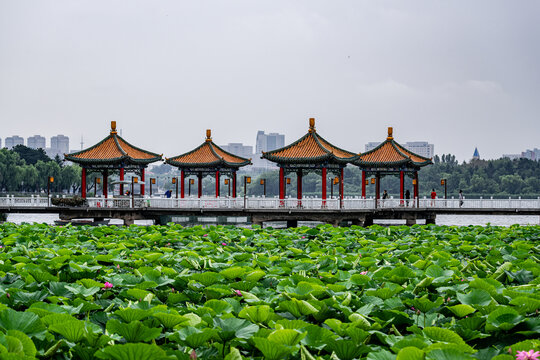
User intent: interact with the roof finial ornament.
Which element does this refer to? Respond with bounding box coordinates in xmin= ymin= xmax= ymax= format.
xmin=111 ymin=121 xmax=117 ymax=135
xmin=387 ymin=127 xmax=393 ymax=140
xmin=206 ymin=129 xmax=212 ymax=142
xmin=308 ymin=118 xmax=316 ymax=133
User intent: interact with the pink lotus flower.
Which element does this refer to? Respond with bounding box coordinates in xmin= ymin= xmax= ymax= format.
xmin=203 ymin=234 xmax=208 ymax=237
xmin=234 ymin=289 xmax=242 ymax=296
xmin=516 ymin=350 xmax=540 ymax=360
xmin=6 ymin=293 xmax=10 ymax=298
xmin=116 ymin=264 xmax=120 ymax=270
xmin=360 ymin=271 xmax=368 ymax=275
xmin=221 ymin=242 xmax=227 ymax=246
xmin=103 ymin=282 xmax=113 ymax=290
xmin=190 ymin=349 xmax=197 ymax=359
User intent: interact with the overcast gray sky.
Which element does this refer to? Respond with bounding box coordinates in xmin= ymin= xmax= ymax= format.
xmin=1 ymin=1 xmax=539 ymax=162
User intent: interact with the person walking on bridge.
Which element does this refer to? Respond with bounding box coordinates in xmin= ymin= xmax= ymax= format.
xmin=430 ymin=188 xmax=437 ymax=207
xmin=459 ymin=189 xmax=464 ymax=207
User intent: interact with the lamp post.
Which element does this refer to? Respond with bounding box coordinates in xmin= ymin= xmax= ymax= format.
xmin=47 ymin=176 xmax=54 ymax=206
xmin=243 ymin=176 xmax=251 ymax=208
xmin=189 ymin=179 xmax=194 ymax=197
xmin=330 ymin=176 xmax=339 ymax=199
xmin=172 ymin=177 xmax=178 ymax=198
xmin=150 ymin=178 xmax=156 ymax=196
xmin=440 ymin=179 xmax=447 ymax=200
xmin=284 ymin=177 xmax=291 ymax=198
xmin=131 ymin=176 xmax=138 ymax=207
xmin=94 ymin=177 xmax=101 ymax=196
xmin=260 ymin=178 xmax=266 ymax=197
xmin=224 ymin=178 xmax=230 ymax=197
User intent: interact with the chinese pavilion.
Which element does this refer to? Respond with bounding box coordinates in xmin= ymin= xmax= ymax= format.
xmin=262 ymin=118 xmax=358 ymax=206
xmin=64 ymin=121 xmax=162 ymax=198
xmin=165 ymin=130 xmax=251 ymax=198
xmin=354 ymin=127 xmax=432 ymax=205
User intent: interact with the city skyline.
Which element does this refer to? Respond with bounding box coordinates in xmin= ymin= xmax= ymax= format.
xmin=1 ymin=1 xmax=539 ymax=162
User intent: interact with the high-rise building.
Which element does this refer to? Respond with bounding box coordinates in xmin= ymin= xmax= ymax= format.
xmin=365 ymin=141 xmax=434 ymax=158
xmin=48 ymin=135 xmax=70 ymax=158
xmin=255 ymin=131 xmax=285 ymax=155
xmin=219 ymin=143 xmax=253 ymax=160
xmin=253 ymin=131 xmax=285 ymax=168
xmin=5 ymin=136 xmax=24 ymax=149
xmin=27 ymin=135 xmax=46 ymax=149
xmin=0 ymin=138 xmax=2 ymax=148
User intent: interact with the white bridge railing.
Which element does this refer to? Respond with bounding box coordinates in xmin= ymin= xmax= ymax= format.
xmin=1 ymin=195 xmax=539 ymax=210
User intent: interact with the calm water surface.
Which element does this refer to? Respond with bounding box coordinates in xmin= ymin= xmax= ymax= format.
xmin=5 ymin=213 xmax=540 ymax=227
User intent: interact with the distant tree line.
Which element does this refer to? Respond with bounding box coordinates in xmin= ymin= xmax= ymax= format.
xmin=0 ymin=146 xmax=81 ymax=194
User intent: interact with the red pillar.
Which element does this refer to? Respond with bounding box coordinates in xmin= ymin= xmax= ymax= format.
xmin=322 ymin=167 xmax=327 ymax=207
xmin=414 ymin=171 xmax=419 ymax=207
xmin=297 ymin=169 xmax=302 ymax=207
xmin=119 ymin=168 xmax=124 ymax=195
xmin=361 ymin=170 xmax=366 ymax=198
xmin=232 ymin=171 xmax=237 ymax=198
xmin=140 ymin=168 xmax=145 ymax=196
xmin=279 ymin=168 xmax=285 ymax=200
xmin=103 ymin=170 xmax=108 ymax=199
xmin=400 ymin=171 xmax=404 ymax=205
xmin=198 ymin=173 xmax=202 ymax=198
xmin=180 ymin=170 xmax=185 ymax=198
xmin=215 ymin=170 xmax=220 ymax=197
xmin=81 ymin=168 xmax=87 ymax=199
xmin=339 ymin=168 xmax=344 ymax=208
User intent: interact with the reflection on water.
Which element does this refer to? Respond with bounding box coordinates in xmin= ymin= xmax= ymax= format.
xmin=5 ymin=213 xmax=540 ymax=227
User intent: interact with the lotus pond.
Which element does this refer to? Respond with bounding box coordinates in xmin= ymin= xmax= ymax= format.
xmin=0 ymin=223 xmax=538 ymax=360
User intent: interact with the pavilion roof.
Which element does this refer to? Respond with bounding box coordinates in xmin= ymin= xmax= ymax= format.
xmin=355 ymin=127 xmax=432 ymax=168
xmin=262 ymin=118 xmax=358 ymax=165
xmin=165 ymin=130 xmax=251 ymax=169
xmin=64 ymin=122 xmax=162 ymax=166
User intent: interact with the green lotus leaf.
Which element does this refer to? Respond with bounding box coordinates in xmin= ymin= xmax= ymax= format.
xmin=152 ymin=313 xmax=189 ymax=329
xmin=190 ymin=272 xmax=223 ymax=286
xmin=114 ymin=308 xmax=150 ymax=323
xmin=95 ymin=343 xmax=173 ymax=360
xmin=253 ymin=337 xmax=296 ymax=360
xmin=0 ymin=330 xmax=36 ymax=358
xmin=391 ymin=336 xmax=429 ymax=353
xmin=106 ymin=319 xmax=161 ymax=343
xmin=447 ymin=304 xmax=476 ymax=318
xmin=278 ymin=299 xmax=319 ymax=318
xmin=267 ymin=329 xmax=306 ymax=346
xmin=486 ymin=306 xmax=524 ymax=331
xmin=456 ymin=289 xmax=492 ymax=306
xmin=425 ymin=348 xmax=474 ymax=360
xmin=64 ymin=284 xmax=101 ymax=298
xmin=409 ymin=296 xmax=444 ymax=313
xmin=170 ymin=326 xmax=218 ymax=348
xmin=224 ymin=346 xmax=243 ymax=360
xmin=203 ymin=299 xmax=234 ymax=315
xmin=397 ymin=347 xmax=425 ymax=360
xmin=326 ymin=338 xmax=370 ymax=360
xmin=49 ymin=320 xmax=87 ymax=343
xmin=509 ymin=296 xmax=540 ymax=314
xmin=0 ymin=309 xmax=46 ymax=340
xmin=301 ymin=324 xmax=336 ymax=348
xmin=213 ymin=317 xmax=259 ymax=341
xmin=423 ymin=327 xmax=468 ymax=347
xmin=238 ymin=305 xmax=272 ymax=323
xmin=220 ymin=267 xmax=249 ymax=280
